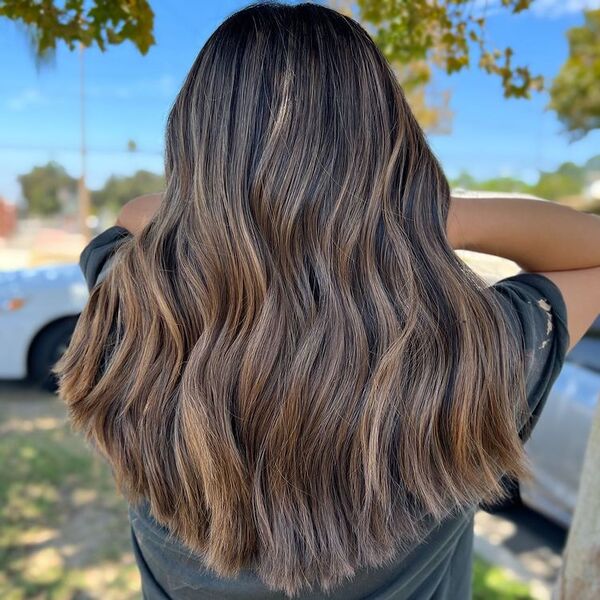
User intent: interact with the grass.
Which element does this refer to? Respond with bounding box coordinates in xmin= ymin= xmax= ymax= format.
xmin=473 ymin=559 xmax=534 ymax=599
xmin=0 ymin=385 xmax=535 ymax=600
xmin=0 ymin=387 xmax=139 ymax=600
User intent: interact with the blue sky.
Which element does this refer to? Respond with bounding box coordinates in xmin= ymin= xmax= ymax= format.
xmin=1 ymin=0 xmax=599 ymax=203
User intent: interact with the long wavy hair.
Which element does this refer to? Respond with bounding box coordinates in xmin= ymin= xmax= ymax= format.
xmin=56 ymin=2 xmax=530 ymax=596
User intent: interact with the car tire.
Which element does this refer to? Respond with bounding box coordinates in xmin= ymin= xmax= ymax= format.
xmin=480 ymin=476 xmax=521 ymax=513
xmin=29 ymin=318 xmax=78 ymax=392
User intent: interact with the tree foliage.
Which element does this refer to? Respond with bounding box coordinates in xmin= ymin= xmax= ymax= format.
xmin=330 ymin=0 xmax=454 ymax=132
xmin=2 ymin=1 xmax=543 ymax=98
xmin=331 ymin=0 xmax=545 ymax=132
xmin=449 ymin=154 xmax=600 ymax=206
xmin=549 ymin=9 xmax=600 ymax=140
xmin=450 ymin=171 xmax=532 ymax=195
xmin=18 ymin=161 xmax=78 ymax=216
xmin=3 ymin=1 xmax=597 ymax=139
xmin=355 ymin=0 xmax=543 ymax=99
xmin=18 ymin=164 xmax=165 ymax=216
xmin=0 ymin=0 xmax=155 ymax=55
xmin=92 ymin=169 xmax=164 ymax=213
xmin=533 ymin=162 xmax=587 ymax=201
xmin=391 ymin=59 xmax=453 ymax=133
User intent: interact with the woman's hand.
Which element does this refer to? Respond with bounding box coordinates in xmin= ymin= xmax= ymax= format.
xmin=115 ymin=192 xmax=163 ymax=235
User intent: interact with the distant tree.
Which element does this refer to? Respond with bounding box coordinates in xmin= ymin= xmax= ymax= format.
xmin=449 ymin=170 xmax=478 ymax=191
xmin=449 ymin=171 xmax=532 ymax=195
xmin=92 ymin=170 xmax=164 ymax=213
xmin=470 ymin=176 xmax=532 ymax=194
xmin=0 ymin=0 xmax=154 ymax=55
xmin=18 ymin=162 xmax=77 ymax=216
xmin=585 ymin=154 xmax=600 ymax=173
xmin=531 ymin=162 xmax=586 ymax=201
xmin=550 ymin=10 xmax=600 ymax=140
xmin=450 ymin=156 xmax=600 ymax=202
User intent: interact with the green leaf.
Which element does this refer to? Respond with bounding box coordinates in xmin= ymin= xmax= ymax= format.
xmin=0 ymin=0 xmax=155 ymax=56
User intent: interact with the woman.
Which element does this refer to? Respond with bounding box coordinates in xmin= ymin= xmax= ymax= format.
xmin=56 ymin=2 xmax=600 ymax=599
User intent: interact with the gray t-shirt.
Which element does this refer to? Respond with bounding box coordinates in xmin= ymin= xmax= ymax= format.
xmin=80 ymin=226 xmax=570 ymax=600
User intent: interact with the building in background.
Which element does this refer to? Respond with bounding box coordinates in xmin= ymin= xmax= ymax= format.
xmin=0 ymin=197 xmax=17 ymax=238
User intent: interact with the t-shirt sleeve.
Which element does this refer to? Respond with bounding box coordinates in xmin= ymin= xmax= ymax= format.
xmin=79 ymin=225 xmax=133 ymax=290
xmin=490 ymin=272 xmax=570 ymax=441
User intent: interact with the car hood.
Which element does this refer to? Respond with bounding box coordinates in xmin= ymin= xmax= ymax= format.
xmin=0 ymin=263 xmax=86 ymax=298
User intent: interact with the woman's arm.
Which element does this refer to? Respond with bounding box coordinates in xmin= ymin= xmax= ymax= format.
xmin=115 ymin=192 xmax=163 ymax=235
xmin=447 ymin=192 xmax=600 ymax=351
xmin=447 ymin=193 xmax=600 ymax=272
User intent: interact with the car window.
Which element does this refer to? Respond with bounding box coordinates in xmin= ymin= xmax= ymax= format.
xmin=588 ymin=315 xmax=600 ymax=336
xmin=566 ymin=330 xmax=600 ymax=374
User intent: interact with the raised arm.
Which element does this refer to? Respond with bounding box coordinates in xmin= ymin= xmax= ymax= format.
xmin=447 ymin=192 xmax=600 ymax=271
xmin=447 ymin=192 xmax=600 ymax=351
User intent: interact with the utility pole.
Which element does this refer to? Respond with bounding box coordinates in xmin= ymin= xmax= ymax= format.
xmin=78 ymin=41 xmax=91 ymax=240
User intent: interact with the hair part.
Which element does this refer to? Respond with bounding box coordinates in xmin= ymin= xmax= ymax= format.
xmin=56 ymin=2 xmax=529 ymax=596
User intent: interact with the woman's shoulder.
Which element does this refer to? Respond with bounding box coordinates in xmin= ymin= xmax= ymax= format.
xmin=490 ymin=272 xmax=570 ymax=438
xmin=79 ymin=225 xmax=132 ymax=290
xmin=490 ymin=271 xmax=569 ymax=362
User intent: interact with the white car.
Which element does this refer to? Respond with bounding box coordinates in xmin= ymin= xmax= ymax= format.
xmin=0 ymin=264 xmax=88 ymax=389
xmin=1 ymin=262 xmax=598 ymax=529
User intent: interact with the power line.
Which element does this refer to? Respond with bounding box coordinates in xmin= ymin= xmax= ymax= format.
xmin=0 ymin=143 xmax=163 ymax=156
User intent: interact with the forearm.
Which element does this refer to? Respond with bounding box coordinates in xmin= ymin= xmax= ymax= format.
xmin=447 ymin=193 xmax=600 ymax=272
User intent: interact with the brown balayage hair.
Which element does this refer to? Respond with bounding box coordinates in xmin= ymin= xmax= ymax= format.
xmin=56 ymin=2 xmax=530 ymax=596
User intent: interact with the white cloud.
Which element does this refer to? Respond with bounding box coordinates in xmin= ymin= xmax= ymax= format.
xmin=472 ymin=0 xmax=599 ymax=18
xmin=6 ymin=88 xmax=45 ymax=111
xmin=531 ymin=0 xmax=600 ymax=17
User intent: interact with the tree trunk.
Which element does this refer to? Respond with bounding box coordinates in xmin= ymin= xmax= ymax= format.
xmin=555 ymin=402 xmax=600 ymax=599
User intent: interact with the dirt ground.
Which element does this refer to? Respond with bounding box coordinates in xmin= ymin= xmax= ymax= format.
xmin=0 ymin=382 xmax=140 ymax=600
